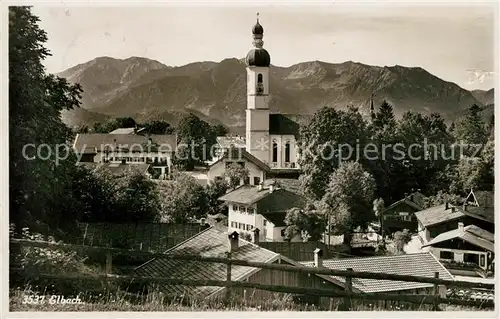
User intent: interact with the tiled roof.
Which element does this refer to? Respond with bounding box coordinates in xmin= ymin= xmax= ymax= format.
xmin=209 ymin=147 xmax=269 ymax=172
xmin=261 ymin=211 xmax=288 ymax=227
xmin=73 ymin=134 xmax=177 ymax=153
xmin=134 ymin=226 xmax=280 ymax=299
xmin=384 ymin=192 xmax=425 ymax=212
xmin=301 ymin=252 xmax=454 ymax=293
xmin=216 ymin=136 xmax=246 ymax=149
xmin=422 ymin=225 xmax=494 ymax=252
xmin=218 ymin=185 xmax=306 ymax=212
xmin=414 ymin=204 xmax=465 ymax=227
xmin=109 ymin=128 xmax=136 ymax=134
xmin=463 ymin=206 xmax=494 ymax=223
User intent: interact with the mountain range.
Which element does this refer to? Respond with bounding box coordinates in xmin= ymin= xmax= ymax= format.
xmin=58 ymin=56 xmax=494 ymax=132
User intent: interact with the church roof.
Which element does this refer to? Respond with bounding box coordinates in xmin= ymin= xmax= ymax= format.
xmin=209 ymin=147 xmax=269 ymax=172
xmin=269 ymin=114 xmax=312 ymax=137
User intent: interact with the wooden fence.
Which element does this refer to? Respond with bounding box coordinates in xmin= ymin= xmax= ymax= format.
xmin=9 ymin=239 xmax=495 ymax=310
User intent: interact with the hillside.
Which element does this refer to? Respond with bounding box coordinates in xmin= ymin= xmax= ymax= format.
xmin=57 ymin=57 xmax=494 ymax=130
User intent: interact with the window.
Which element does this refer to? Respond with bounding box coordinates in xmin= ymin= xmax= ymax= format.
xmin=236 ymin=161 xmax=245 ymax=168
xmin=284 ymin=141 xmax=291 ymax=163
xmin=253 ymin=177 xmax=260 ymax=186
xmin=240 ymin=207 xmax=246 ymax=213
xmin=247 ymin=208 xmax=255 ymax=214
xmin=256 ymin=74 xmax=264 ymax=95
xmin=272 ymin=140 xmax=278 ymax=163
xmin=238 ymin=223 xmax=243 ymax=229
xmin=280 ymin=229 xmax=286 ymax=237
xmin=263 ymin=220 xmax=267 ymax=226
xmin=215 ymin=176 xmax=223 ymax=181
xmin=231 ymin=221 xmax=236 ymax=228
xmin=243 ymin=176 xmax=250 ymax=185
xmin=440 ymin=251 xmax=453 ymax=260
xmin=225 ymin=161 xmax=233 ymax=169
xmin=233 ymin=205 xmax=238 ymax=211
xmin=246 ymin=224 xmax=252 ymax=231
xmin=480 ymin=255 xmax=486 ymax=267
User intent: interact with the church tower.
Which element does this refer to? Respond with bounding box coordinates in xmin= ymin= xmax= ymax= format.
xmin=245 ymin=14 xmax=271 ymax=164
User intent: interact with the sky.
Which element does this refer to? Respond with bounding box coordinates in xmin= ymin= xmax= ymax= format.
xmin=31 ymin=3 xmax=496 ymax=90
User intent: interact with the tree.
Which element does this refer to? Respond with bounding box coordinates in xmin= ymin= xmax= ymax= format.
xmin=9 ymin=7 xmax=83 ymax=235
xmin=142 ymin=120 xmax=174 ymax=134
xmin=205 ymin=178 xmax=229 ymax=216
xmin=157 ymin=171 xmax=207 ymax=223
xmin=373 ymin=100 xmax=396 ymax=130
xmin=299 ymin=107 xmax=369 ymax=200
xmin=318 ymin=162 xmax=376 ymax=248
xmin=454 ymin=104 xmax=488 ymax=148
xmin=393 ymin=229 xmax=412 ymax=254
xmin=283 ymin=205 xmax=327 ymax=242
xmin=176 ymin=114 xmax=217 ymax=170
xmin=223 ymin=163 xmax=250 ymax=189
xmin=423 ymin=191 xmax=462 ymax=208
xmin=211 ymin=124 xmax=229 ymax=137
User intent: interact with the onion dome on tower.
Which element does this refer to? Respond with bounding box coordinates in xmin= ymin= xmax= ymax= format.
xmin=246 ymin=13 xmax=271 ymax=67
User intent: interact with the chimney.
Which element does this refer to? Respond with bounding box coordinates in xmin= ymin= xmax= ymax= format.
xmin=445 ymin=202 xmax=449 ymax=210
xmin=252 ymin=228 xmax=260 ymax=245
xmin=258 ymin=183 xmax=264 ymax=191
xmin=228 ymin=231 xmax=239 ymax=252
xmin=451 ymin=206 xmax=456 ymax=213
xmin=314 ymin=248 xmax=323 ymax=268
xmin=458 ymin=221 xmax=464 ymax=231
xmin=200 ymin=218 xmax=206 ymax=226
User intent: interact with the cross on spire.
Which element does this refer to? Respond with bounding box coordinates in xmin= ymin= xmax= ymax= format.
xmin=257 ymin=12 xmax=259 ymax=22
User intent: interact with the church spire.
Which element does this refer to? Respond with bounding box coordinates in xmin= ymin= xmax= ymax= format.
xmin=252 ymin=12 xmax=264 ymax=48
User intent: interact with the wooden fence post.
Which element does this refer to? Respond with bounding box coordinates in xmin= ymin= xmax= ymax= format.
xmin=105 ymin=251 xmax=112 ymax=293
xmin=340 ymin=268 xmax=353 ymax=311
xmin=225 ymin=251 xmax=232 ymax=302
xmin=433 ymin=271 xmax=440 ymax=311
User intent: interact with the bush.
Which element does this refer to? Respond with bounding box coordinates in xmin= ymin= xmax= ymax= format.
xmin=10 ymin=225 xmax=111 ymax=296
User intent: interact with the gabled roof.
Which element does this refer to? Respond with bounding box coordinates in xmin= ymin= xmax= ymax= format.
xmin=260 ymin=211 xmax=287 ymax=227
xmin=422 ymin=225 xmax=494 ymax=252
xmin=209 ymin=147 xmax=269 ymax=172
xmin=301 ymin=252 xmax=454 ymax=293
xmin=384 ymin=192 xmax=425 ymax=213
xmin=414 ymin=204 xmax=466 ymax=227
xmin=218 ymin=185 xmax=306 ymax=211
xmin=109 ymin=128 xmax=136 ymax=134
xmin=133 ymin=226 xmax=280 ymax=299
xmin=465 ymin=190 xmax=494 ymax=208
xmin=73 ymin=134 xmax=177 ymax=153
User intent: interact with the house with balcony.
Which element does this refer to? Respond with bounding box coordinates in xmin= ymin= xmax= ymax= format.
xmin=415 ymin=190 xmax=494 ymax=245
xmin=422 ymin=222 xmax=494 ymax=277
xmin=73 ymin=133 xmax=177 ymax=179
xmin=381 ymin=192 xmax=425 ymax=235
xmin=218 ymin=181 xmax=306 ymax=242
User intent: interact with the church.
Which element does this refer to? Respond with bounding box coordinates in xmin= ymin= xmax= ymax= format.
xmin=207 ymin=15 xmax=308 ymax=185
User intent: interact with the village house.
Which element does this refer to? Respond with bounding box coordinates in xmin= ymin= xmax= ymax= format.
xmin=76 ymin=162 xmax=151 ymax=177
xmin=415 ymin=190 xmax=494 ymax=245
xmin=422 ymin=223 xmax=494 ymax=276
xmin=133 ymin=226 xmax=341 ymax=308
xmin=207 ymin=147 xmax=269 ymax=186
xmin=218 ymin=181 xmax=306 ymax=242
xmin=381 ymin=192 xmax=425 ymax=234
xmin=73 ymin=133 xmax=176 ymax=179
xmin=133 ymin=226 xmax=454 ymax=309
xmin=301 ymin=252 xmax=453 ymax=296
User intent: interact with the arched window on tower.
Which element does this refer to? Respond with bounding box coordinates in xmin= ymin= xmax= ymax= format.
xmin=272 ymin=140 xmax=278 ymax=163
xmin=284 ymin=141 xmax=290 ymax=163
xmin=256 ymin=73 xmax=264 ymax=95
